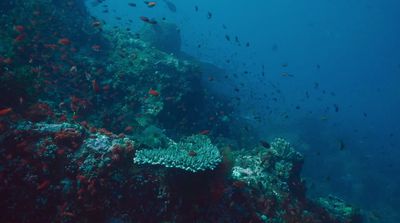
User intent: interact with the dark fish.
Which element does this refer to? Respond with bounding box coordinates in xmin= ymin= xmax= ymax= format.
xmin=140 ymin=16 xmax=157 ymax=24
xmin=207 ymin=12 xmax=212 ymax=19
xmin=162 ymin=0 xmax=176 ymax=12
xmin=225 ymin=35 xmax=230 ymax=41
xmin=334 ymin=104 xmax=339 ymax=112
xmin=195 ymin=5 xmax=199 ymax=12
xmin=260 ymin=140 xmax=270 ymax=148
xmin=128 ymin=2 xmax=137 ymax=7
xmin=338 ymin=140 xmax=345 ymax=151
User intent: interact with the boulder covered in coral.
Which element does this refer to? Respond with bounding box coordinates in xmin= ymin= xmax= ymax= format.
xmin=134 ymin=134 xmax=222 ymax=172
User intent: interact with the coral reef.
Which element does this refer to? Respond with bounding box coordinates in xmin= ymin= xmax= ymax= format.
xmin=134 ymin=135 xmax=222 ymax=172
xmin=0 ymin=1 xmax=362 ymax=222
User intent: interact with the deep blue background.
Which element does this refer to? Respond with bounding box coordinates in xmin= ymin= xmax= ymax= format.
xmin=88 ymin=0 xmax=400 ymax=222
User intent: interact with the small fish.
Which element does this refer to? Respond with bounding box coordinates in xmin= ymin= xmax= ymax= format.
xmin=280 ymin=72 xmax=294 ymax=77
xmin=91 ymin=44 xmax=101 ymax=52
xmin=0 ymin=108 xmax=12 ymax=116
xmin=58 ymin=38 xmax=71 ymax=45
xmin=70 ymin=66 xmax=77 ymax=73
xmin=92 ymin=80 xmax=100 ymax=93
xmin=334 ymin=104 xmax=339 ymax=112
xmin=260 ymin=140 xmax=270 ymax=148
xmin=140 ymin=16 xmax=157 ymax=24
xmin=37 ymin=180 xmax=51 ymax=191
xmin=207 ymin=12 xmax=212 ymax=19
xmin=148 ymin=88 xmax=160 ymax=96
xmin=128 ymin=2 xmax=137 ymax=7
xmin=92 ymin=21 xmax=102 ymax=27
xmin=338 ymin=140 xmax=345 ymax=151
xmin=145 ymin=1 xmax=157 ymax=7
xmin=195 ymin=5 xmax=199 ymax=12
xmin=125 ymin=126 xmax=134 ymax=133
xmin=14 ymin=25 xmax=25 ymax=33
xmin=188 ymin=150 xmax=197 ymax=157
xmin=14 ymin=34 xmax=25 ymax=42
xmin=199 ymin=129 xmax=210 ymax=135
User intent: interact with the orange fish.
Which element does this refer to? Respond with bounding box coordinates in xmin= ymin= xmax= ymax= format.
xmin=14 ymin=34 xmax=25 ymax=42
xmin=92 ymin=79 xmax=100 ymax=93
xmin=58 ymin=38 xmax=71 ymax=45
xmin=148 ymin=88 xmax=160 ymax=96
xmin=199 ymin=129 xmax=210 ymax=135
xmin=14 ymin=25 xmax=25 ymax=33
xmin=0 ymin=108 xmax=12 ymax=116
xmin=124 ymin=126 xmax=133 ymax=133
xmin=37 ymin=180 xmax=51 ymax=191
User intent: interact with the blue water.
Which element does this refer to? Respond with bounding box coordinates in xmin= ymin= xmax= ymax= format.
xmin=88 ymin=0 xmax=400 ymax=222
